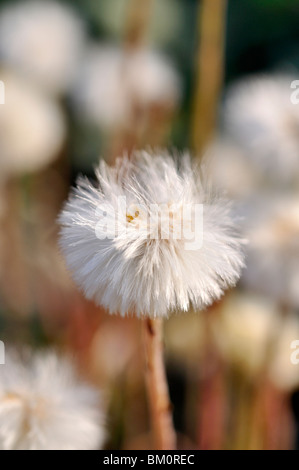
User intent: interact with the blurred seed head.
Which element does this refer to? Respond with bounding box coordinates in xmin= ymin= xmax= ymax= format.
xmin=0 ymin=0 xmax=86 ymax=95
xmin=212 ymin=293 xmax=280 ymax=378
xmin=71 ymin=44 xmax=181 ymax=131
xmin=0 ymin=69 xmax=66 ymax=176
xmin=223 ymin=74 xmax=299 ymax=187
xmin=242 ymin=194 xmax=299 ymax=309
xmin=206 ymin=137 xmax=259 ymax=199
xmin=0 ymin=350 xmax=105 ymax=450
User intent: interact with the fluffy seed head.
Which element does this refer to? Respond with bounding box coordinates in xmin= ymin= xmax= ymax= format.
xmin=242 ymin=194 xmax=299 ymax=309
xmin=0 ymin=0 xmax=85 ymax=94
xmin=59 ymin=150 xmax=245 ymax=318
xmin=72 ymin=45 xmax=181 ymax=129
xmin=224 ymin=75 xmax=299 ymax=185
xmin=0 ymin=69 xmax=66 ymax=176
xmin=0 ymin=351 xmax=105 ymax=450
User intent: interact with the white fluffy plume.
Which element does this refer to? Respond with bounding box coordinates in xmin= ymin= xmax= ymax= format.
xmin=224 ymin=74 xmax=299 ymax=185
xmin=59 ymin=150 xmax=245 ymax=318
xmin=0 ymin=69 xmax=66 ymax=176
xmin=0 ymin=1 xmax=85 ymax=95
xmin=0 ymin=351 xmax=105 ymax=450
xmin=71 ymin=45 xmax=181 ymax=129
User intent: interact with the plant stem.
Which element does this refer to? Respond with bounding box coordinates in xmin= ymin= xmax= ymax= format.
xmin=124 ymin=0 xmax=154 ymax=50
xmin=192 ymin=0 xmax=227 ymax=156
xmin=143 ymin=317 xmax=176 ymax=450
xmin=107 ymin=0 xmax=154 ymax=162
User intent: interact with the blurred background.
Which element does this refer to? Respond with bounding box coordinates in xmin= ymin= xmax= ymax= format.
xmin=0 ymin=0 xmax=299 ymax=450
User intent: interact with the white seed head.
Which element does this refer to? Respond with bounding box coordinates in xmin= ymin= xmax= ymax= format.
xmin=0 ymin=351 xmax=105 ymax=450
xmin=0 ymin=69 xmax=65 ymax=175
xmin=206 ymin=137 xmax=259 ymax=199
xmin=0 ymin=1 xmax=85 ymax=94
xmin=242 ymin=194 xmax=299 ymax=309
xmin=59 ymin=150 xmax=245 ymax=318
xmin=72 ymin=45 xmax=181 ymax=129
xmin=212 ymin=293 xmax=280 ymax=378
xmin=224 ymin=75 xmax=299 ymax=186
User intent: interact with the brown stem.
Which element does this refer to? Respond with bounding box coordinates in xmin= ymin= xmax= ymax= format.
xmin=124 ymin=0 xmax=154 ymax=50
xmin=106 ymin=0 xmax=154 ymax=163
xmin=192 ymin=0 xmax=227 ymax=156
xmin=143 ymin=317 xmax=176 ymax=450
